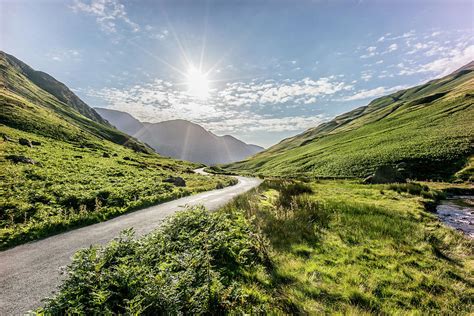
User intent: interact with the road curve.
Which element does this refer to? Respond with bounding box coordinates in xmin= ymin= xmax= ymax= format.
xmin=0 ymin=169 xmax=262 ymax=314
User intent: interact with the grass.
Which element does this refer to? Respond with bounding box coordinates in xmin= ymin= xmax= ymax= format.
xmin=223 ymin=68 xmax=474 ymax=181
xmin=39 ymin=179 xmax=474 ymax=314
xmin=0 ymin=125 xmax=235 ymax=249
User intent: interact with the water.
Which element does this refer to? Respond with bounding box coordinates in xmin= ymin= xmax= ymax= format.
xmin=436 ymin=196 xmax=474 ymax=238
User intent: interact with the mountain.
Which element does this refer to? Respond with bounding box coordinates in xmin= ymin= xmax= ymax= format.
xmin=0 ymin=52 xmax=233 ymax=248
xmin=224 ymin=62 xmax=474 ymax=181
xmin=0 ymin=51 xmax=150 ymax=153
xmin=95 ymin=108 xmax=264 ymax=165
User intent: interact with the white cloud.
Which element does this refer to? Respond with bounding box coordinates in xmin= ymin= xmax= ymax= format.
xmin=367 ymin=46 xmax=377 ymax=53
xmin=85 ymin=76 xmax=352 ymax=133
xmin=399 ymin=45 xmax=474 ymax=76
xmin=151 ymin=29 xmax=169 ymax=40
xmin=47 ymin=49 xmax=81 ymax=62
xmin=387 ymin=43 xmax=398 ymax=52
xmin=342 ymin=85 xmax=407 ymax=101
xmin=71 ymin=0 xmax=139 ymax=33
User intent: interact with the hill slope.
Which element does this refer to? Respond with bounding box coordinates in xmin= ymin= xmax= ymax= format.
xmin=0 ymin=51 xmax=150 ymax=153
xmin=224 ymin=63 xmax=474 ymax=180
xmin=95 ymin=108 xmax=264 ymax=165
xmin=0 ymin=52 xmax=234 ymax=248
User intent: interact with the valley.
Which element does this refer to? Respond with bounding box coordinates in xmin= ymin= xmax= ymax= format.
xmin=0 ymin=27 xmax=473 ymax=316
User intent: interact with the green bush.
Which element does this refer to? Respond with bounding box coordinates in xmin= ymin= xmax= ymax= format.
xmin=38 ymin=207 xmax=275 ymax=314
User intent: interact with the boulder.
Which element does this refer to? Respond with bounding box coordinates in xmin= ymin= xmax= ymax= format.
xmin=6 ymin=155 xmax=36 ymax=164
xmin=19 ymin=138 xmax=32 ymax=147
xmin=364 ymin=165 xmax=406 ymax=184
xmin=163 ymin=176 xmax=186 ymax=187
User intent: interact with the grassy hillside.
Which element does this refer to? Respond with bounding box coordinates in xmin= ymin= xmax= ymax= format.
xmin=38 ymin=180 xmax=473 ymax=314
xmin=224 ymin=64 xmax=474 ymax=180
xmin=0 ymin=53 xmax=235 ymax=248
xmin=0 ymin=51 xmax=150 ymax=153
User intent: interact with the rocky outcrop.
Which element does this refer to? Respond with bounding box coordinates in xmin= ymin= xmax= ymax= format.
xmin=6 ymin=155 xmax=37 ymax=164
xmin=364 ymin=165 xmax=406 ymax=184
xmin=19 ymin=138 xmax=32 ymax=147
xmin=163 ymin=176 xmax=186 ymax=187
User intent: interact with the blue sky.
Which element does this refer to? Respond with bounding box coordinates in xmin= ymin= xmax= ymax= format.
xmin=1 ymin=0 xmax=473 ymax=147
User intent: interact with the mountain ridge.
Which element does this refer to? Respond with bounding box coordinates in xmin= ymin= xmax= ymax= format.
xmin=94 ymin=108 xmax=264 ymax=165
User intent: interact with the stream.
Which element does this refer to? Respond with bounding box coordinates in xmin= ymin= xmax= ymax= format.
xmin=436 ymin=196 xmax=474 ymax=238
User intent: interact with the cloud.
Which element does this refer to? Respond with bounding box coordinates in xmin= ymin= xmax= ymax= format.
xmin=367 ymin=46 xmax=377 ymax=53
xmin=223 ymin=77 xmax=352 ymax=106
xmin=360 ymin=70 xmax=373 ymax=81
xmin=47 ymin=49 xmax=81 ymax=62
xmin=398 ymin=45 xmax=474 ymax=76
xmin=84 ymin=76 xmax=352 ymax=134
xmin=387 ymin=43 xmax=398 ymax=52
xmin=71 ymin=0 xmax=139 ymax=33
xmin=342 ymin=85 xmax=407 ymax=101
xmin=151 ymin=29 xmax=169 ymax=40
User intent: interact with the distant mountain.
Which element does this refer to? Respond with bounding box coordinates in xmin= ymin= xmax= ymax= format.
xmin=224 ymin=61 xmax=474 ymax=181
xmin=95 ymin=108 xmax=264 ymax=165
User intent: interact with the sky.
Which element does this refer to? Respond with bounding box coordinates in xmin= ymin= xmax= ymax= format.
xmin=1 ymin=0 xmax=473 ymax=147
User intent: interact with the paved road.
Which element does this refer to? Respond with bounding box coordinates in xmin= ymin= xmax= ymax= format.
xmin=0 ymin=169 xmax=262 ymax=315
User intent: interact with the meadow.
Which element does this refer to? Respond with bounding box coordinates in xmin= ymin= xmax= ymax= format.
xmin=0 ymin=125 xmax=236 ymax=249
xmin=38 ymin=179 xmax=474 ymax=314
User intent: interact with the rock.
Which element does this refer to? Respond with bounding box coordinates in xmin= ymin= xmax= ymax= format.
xmin=364 ymin=165 xmax=406 ymax=184
xmin=163 ymin=176 xmax=186 ymax=187
xmin=31 ymin=141 xmax=41 ymax=146
xmin=6 ymin=155 xmax=36 ymax=164
xmin=2 ymin=134 xmax=12 ymax=142
xmin=363 ymin=175 xmax=374 ymax=184
xmin=102 ymin=152 xmax=110 ymax=158
xmin=74 ymin=155 xmax=83 ymax=159
xmin=19 ymin=138 xmax=32 ymax=147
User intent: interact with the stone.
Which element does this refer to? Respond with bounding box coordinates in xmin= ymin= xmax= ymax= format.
xmin=364 ymin=165 xmax=406 ymax=184
xmin=6 ymin=155 xmax=36 ymax=164
xmin=163 ymin=176 xmax=186 ymax=187
xmin=19 ymin=138 xmax=32 ymax=147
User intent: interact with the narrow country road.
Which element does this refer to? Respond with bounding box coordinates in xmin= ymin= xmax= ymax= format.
xmin=0 ymin=169 xmax=262 ymax=315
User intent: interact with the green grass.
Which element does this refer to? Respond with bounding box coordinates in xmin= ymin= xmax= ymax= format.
xmin=0 ymin=125 xmax=235 ymax=249
xmin=39 ymin=179 xmax=474 ymax=314
xmin=224 ymin=68 xmax=474 ymax=181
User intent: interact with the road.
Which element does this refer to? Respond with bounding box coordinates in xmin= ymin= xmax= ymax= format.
xmin=0 ymin=169 xmax=262 ymax=315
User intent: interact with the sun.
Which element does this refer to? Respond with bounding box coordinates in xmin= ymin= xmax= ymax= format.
xmin=186 ymin=67 xmax=210 ymax=99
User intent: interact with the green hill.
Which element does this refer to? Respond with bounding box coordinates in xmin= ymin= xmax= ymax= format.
xmin=0 ymin=52 xmax=234 ymax=249
xmin=224 ymin=62 xmax=474 ymax=181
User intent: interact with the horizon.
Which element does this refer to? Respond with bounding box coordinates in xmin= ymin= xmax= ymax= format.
xmin=1 ymin=0 xmax=473 ymax=147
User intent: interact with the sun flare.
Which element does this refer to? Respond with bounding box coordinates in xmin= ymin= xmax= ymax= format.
xmin=186 ymin=67 xmax=209 ymax=99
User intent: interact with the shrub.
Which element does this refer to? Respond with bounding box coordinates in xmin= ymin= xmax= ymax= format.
xmin=38 ymin=207 xmax=275 ymax=314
